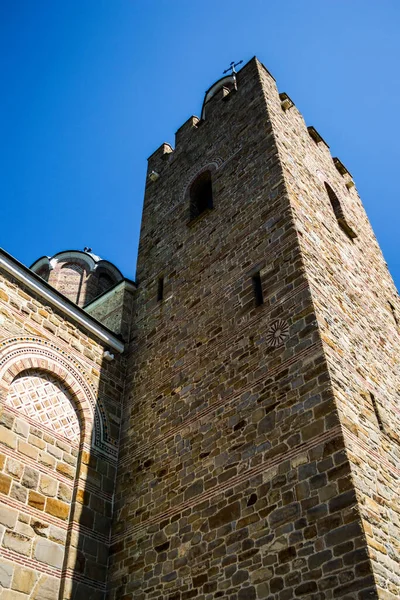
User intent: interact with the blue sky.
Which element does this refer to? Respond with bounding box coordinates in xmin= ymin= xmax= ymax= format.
xmin=1 ymin=1 xmax=399 ymax=289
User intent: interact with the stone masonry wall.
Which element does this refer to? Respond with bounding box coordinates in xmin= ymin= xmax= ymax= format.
xmin=263 ymin=65 xmax=400 ymax=597
xmin=85 ymin=283 xmax=135 ymax=342
xmin=108 ymin=59 xmax=379 ymax=599
xmin=0 ymin=267 xmax=126 ymax=599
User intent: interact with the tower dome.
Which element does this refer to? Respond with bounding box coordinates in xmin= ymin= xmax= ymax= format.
xmin=30 ymin=249 xmax=124 ymax=307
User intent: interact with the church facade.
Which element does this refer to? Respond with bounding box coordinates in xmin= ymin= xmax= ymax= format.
xmin=0 ymin=58 xmax=399 ymax=599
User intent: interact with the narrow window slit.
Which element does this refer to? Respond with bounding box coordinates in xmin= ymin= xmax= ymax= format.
xmin=252 ymin=272 xmax=264 ymax=307
xmin=157 ymin=277 xmax=164 ymax=302
xmin=370 ymin=392 xmax=384 ymax=432
xmin=388 ymin=301 xmax=398 ymax=325
xmin=324 ymin=182 xmax=357 ymax=240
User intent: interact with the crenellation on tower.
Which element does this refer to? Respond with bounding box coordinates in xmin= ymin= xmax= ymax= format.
xmin=175 ymin=115 xmax=200 ymax=147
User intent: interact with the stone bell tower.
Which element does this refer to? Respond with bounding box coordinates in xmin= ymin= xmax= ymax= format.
xmin=108 ymin=58 xmax=400 ymax=599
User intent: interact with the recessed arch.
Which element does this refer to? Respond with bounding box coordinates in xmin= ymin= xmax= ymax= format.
xmin=7 ymin=369 xmax=82 ymax=444
xmin=0 ymin=339 xmax=98 ymax=448
xmin=183 ymin=163 xmax=218 ymax=223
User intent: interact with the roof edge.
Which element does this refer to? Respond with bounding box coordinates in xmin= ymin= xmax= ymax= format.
xmin=83 ymin=278 xmax=136 ymax=310
xmin=0 ymin=248 xmax=125 ymax=353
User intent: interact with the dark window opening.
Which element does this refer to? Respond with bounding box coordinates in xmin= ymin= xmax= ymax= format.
xmin=36 ymin=266 xmax=50 ymax=283
xmin=370 ymin=392 xmax=384 ymax=432
xmin=388 ymin=301 xmax=398 ymax=325
xmin=157 ymin=277 xmax=164 ymax=302
xmin=324 ymin=182 xmax=357 ymax=240
xmin=190 ymin=171 xmax=213 ymax=220
xmin=98 ymin=272 xmax=115 ymax=296
xmin=252 ymin=272 xmax=264 ymax=307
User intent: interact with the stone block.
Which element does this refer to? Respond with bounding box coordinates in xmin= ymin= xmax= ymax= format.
xmin=28 ymin=490 xmax=45 ymax=511
xmin=31 ymin=520 xmax=49 ymax=537
xmin=39 ymin=474 xmax=57 ymax=497
xmin=0 ymin=409 xmax=15 ymax=431
xmin=58 ymin=483 xmax=72 ymax=502
xmin=49 ymin=525 xmax=67 ymax=545
xmin=0 ymin=473 xmax=12 ymax=495
xmin=0 ymin=560 xmax=13 ymax=588
xmin=2 ymin=531 xmax=31 ymax=556
xmin=21 ymin=466 xmax=39 ymax=489
xmin=1 ymin=590 xmax=28 ymax=599
xmin=31 ymin=575 xmax=60 ymax=600
xmin=34 ymin=538 xmax=64 ymax=568
xmin=56 ymin=462 xmax=75 ymax=479
xmin=5 ymin=458 xmax=23 ymax=480
xmin=0 ymin=426 xmax=16 ymax=449
xmin=209 ymin=502 xmax=240 ymax=529
xmin=47 ymin=445 xmax=62 ymax=459
xmin=14 ymin=419 xmax=29 ymax=438
xmin=45 ymin=497 xmax=69 ymax=520
xmin=0 ymin=505 xmax=18 ymax=528
xmin=11 ymin=566 xmax=37 ymax=593
xmin=28 ymin=435 xmax=46 ymax=450
xmin=18 ymin=440 xmax=38 ymax=460
xmin=38 ymin=451 xmax=56 ymax=468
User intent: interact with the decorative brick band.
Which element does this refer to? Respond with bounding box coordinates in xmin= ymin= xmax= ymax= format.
xmin=0 ymin=489 xmax=70 ymax=528
xmin=0 ymin=490 xmax=110 ymax=545
xmin=112 ymin=424 xmax=343 ymax=544
xmin=0 ymin=547 xmax=107 ymax=592
xmin=0 ymin=545 xmax=61 ymax=577
xmin=0 ymin=438 xmax=112 ymax=503
xmin=66 ymin=519 xmax=110 ymax=545
xmin=342 ymin=427 xmax=400 ymax=476
xmin=61 ymin=569 xmax=107 ymax=591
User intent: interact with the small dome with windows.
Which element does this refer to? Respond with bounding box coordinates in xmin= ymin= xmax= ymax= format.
xmin=30 ymin=249 xmax=124 ymax=307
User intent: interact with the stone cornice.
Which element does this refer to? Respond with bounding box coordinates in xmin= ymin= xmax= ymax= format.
xmin=0 ymin=249 xmax=125 ymax=354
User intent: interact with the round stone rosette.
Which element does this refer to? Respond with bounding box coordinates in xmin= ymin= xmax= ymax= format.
xmin=266 ymin=319 xmax=289 ymax=348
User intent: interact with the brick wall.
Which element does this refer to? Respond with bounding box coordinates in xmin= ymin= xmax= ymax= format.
xmin=0 ymin=266 xmax=126 ymax=599
xmin=85 ymin=282 xmax=135 ymax=342
xmin=43 ymin=255 xmax=120 ymax=308
xmin=107 ymin=59 xmax=381 ymax=599
xmin=264 ymin=60 xmax=400 ymax=598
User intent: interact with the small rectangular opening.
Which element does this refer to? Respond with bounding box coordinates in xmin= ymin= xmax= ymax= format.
xmin=370 ymin=392 xmax=384 ymax=432
xmin=157 ymin=277 xmax=164 ymax=302
xmin=388 ymin=301 xmax=398 ymax=325
xmin=252 ymin=272 xmax=264 ymax=307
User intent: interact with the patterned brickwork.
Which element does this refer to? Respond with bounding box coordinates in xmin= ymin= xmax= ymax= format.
xmin=7 ymin=370 xmax=81 ymax=444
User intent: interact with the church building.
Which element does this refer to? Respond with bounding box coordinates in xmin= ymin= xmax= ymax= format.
xmin=0 ymin=57 xmax=399 ymax=599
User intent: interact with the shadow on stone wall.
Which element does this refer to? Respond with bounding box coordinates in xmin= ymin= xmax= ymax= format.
xmin=59 ymin=351 xmax=123 ymax=600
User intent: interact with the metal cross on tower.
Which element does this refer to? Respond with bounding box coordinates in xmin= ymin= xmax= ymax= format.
xmin=223 ymin=60 xmax=243 ymax=76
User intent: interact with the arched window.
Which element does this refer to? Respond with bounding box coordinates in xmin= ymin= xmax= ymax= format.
xmin=58 ymin=263 xmax=85 ymax=303
xmin=324 ymin=182 xmax=357 ymax=240
xmin=97 ymin=272 xmax=115 ymax=296
xmin=36 ymin=265 xmax=50 ymax=282
xmin=190 ymin=170 xmax=213 ymax=220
